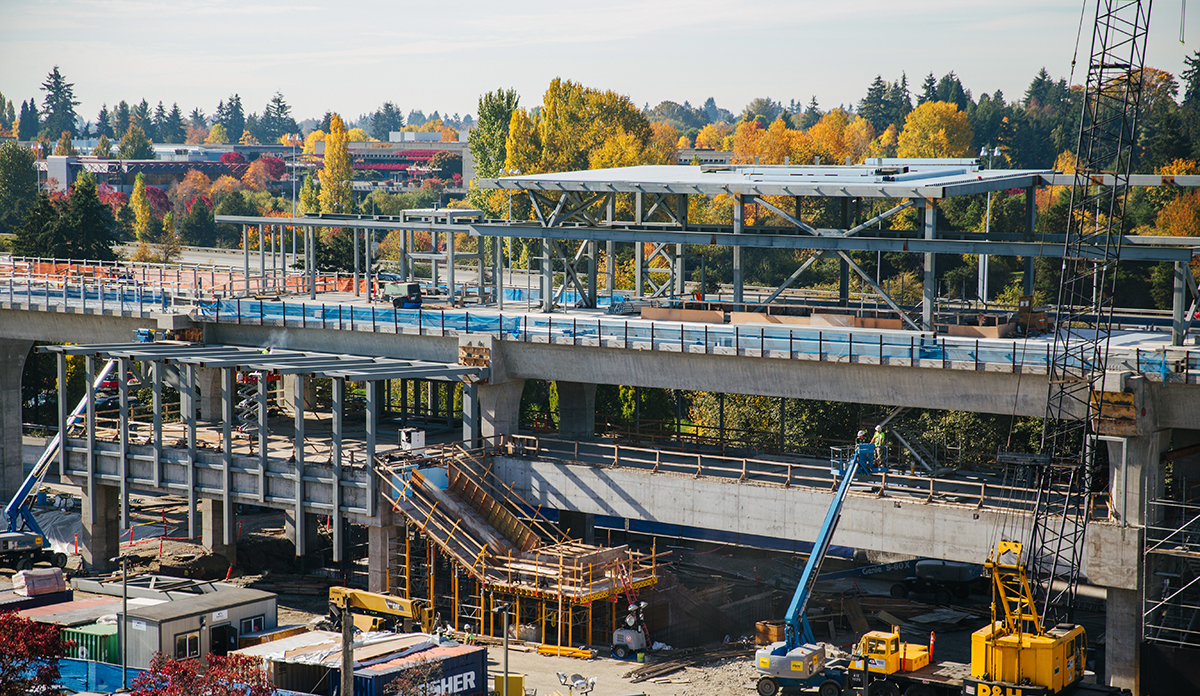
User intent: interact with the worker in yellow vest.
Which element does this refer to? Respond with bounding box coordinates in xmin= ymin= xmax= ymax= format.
xmin=872 ymin=425 xmax=887 ymax=465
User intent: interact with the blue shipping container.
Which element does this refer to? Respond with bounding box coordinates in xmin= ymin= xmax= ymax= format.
xmin=331 ymin=643 xmax=487 ymax=696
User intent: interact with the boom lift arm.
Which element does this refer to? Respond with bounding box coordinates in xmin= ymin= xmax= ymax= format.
xmin=755 ymin=444 xmax=872 ymax=696
xmin=4 ymin=359 xmax=117 ymax=541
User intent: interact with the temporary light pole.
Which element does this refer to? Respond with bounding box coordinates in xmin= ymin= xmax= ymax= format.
xmin=493 ymin=600 xmax=511 ymax=695
xmin=978 ymin=146 xmax=1001 ymax=305
xmin=340 ymin=596 xmax=353 ymax=696
xmin=110 ymin=555 xmax=129 ymax=692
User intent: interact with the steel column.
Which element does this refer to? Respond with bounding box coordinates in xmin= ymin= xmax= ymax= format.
xmin=221 ymin=367 xmax=234 ymax=547
xmin=1174 ymin=260 xmax=1188 ymax=346
xmin=923 ymin=204 xmax=937 ymax=331
xmin=56 ymin=352 xmax=67 ymax=478
xmin=733 ymin=194 xmax=744 ymax=304
xmin=118 ymin=358 xmax=129 ymax=531
xmin=366 ymin=380 xmax=378 ymax=518
xmin=332 ymin=378 xmax=343 ymax=563
xmin=293 ymin=374 xmax=305 ymax=557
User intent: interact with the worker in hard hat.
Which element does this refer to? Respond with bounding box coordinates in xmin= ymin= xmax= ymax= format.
xmin=872 ymin=425 xmax=887 ymax=465
xmin=856 ymin=429 xmax=867 ymax=444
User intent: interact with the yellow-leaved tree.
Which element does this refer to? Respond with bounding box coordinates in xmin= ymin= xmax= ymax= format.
xmin=130 ymin=172 xmax=155 ymax=260
xmin=695 ymin=122 xmax=732 ymax=150
xmin=303 ymin=130 xmax=326 ymax=155
xmin=319 ymin=114 xmax=352 ymax=214
xmin=205 ymin=123 xmax=228 ymax=144
xmin=896 ymin=101 xmax=973 ymax=158
xmin=504 ymin=78 xmax=651 ymax=176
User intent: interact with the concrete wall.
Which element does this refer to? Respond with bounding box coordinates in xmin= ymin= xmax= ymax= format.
xmin=491 ymin=455 xmax=1140 ymax=591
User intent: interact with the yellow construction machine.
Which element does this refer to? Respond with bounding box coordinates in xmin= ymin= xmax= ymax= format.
xmin=328 ymin=587 xmax=435 ymax=634
xmin=966 ymin=540 xmax=1087 ymax=695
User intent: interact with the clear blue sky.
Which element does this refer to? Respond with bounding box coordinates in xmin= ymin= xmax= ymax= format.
xmin=2 ymin=0 xmax=1197 ymax=126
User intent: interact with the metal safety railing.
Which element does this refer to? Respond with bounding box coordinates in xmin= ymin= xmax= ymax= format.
xmin=502 ymin=435 xmax=1049 ymax=514
xmin=5 ymin=270 xmax=1198 ymax=381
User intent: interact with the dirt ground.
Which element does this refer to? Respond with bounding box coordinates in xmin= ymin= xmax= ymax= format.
xmin=483 ymin=644 xmax=762 ymax=696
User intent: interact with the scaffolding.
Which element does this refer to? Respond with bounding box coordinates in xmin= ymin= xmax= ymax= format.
xmin=1144 ymin=474 xmax=1200 ymax=649
xmin=377 ymin=445 xmax=660 ymax=646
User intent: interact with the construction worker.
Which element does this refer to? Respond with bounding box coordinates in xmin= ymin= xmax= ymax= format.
xmin=872 ymin=425 xmax=887 ymax=465
xmin=856 ymin=429 xmax=867 ymax=445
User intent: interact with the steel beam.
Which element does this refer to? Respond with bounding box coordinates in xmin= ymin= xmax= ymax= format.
xmin=468 ymin=224 xmax=1195 ymax=262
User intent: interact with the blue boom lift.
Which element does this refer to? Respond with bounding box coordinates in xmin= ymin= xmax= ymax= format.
xmin=0 ymin=359 xmax=117 ymax=570
xmin=754 ymin=442 xmax=881 ymax=696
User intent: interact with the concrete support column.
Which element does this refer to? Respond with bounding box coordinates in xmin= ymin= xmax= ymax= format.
xmin=195 ymin=366 xmax=223 ymax=421
xmin=368 ymin=524 xmax=400 ymax=593
xmin=556 ymin=381 xmax=596 ymax=440
xmin=0 ymin=339 xmax=32 ymax=497
xmin=81 ymin=484 xmax=119 ymax=572
xmin=559 ymin=509 xmax=595 ymax=545
xmin=479 ymin=380 xmax=525 ymax=441
xmin=282 ymin=375 xmax=317 ymax=416
xmin=285 ymin=511 xmax=325 ymax=557
xmin=1106 ymin=429 xmax=1168 ymax=526
xmin=200 ymin=498 xmax=237 ymax=564
xmin=462 ymin=382 xmax=479 ymax=445
xmin=1106 ymin=587 xmax=1140 ymax=692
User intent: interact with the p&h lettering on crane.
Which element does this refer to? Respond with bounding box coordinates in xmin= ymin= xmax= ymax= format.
xmin=975 ymin=685 xmax=1027 ymax=696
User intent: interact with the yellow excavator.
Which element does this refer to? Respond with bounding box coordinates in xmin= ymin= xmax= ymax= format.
xmin=328 ymin=587 xmax=436 ymax=634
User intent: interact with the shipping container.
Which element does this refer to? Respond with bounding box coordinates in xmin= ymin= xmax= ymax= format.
xmin=339 ymin=643 xmax=487 ymax=696
xmin=63 ymin=623 xmax=120 ymax=664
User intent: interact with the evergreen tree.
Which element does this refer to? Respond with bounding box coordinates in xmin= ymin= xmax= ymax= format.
xmin=11 ymin=193 xmax=64 ymax=257
xmin=117 ymin=124 xmax=155 ymax=159
xmin=799 ymin=97 xmax=822 ymax=130
xmin=132 ymin=99 xmax=153 ymax=140
xmin=59 ymin=172 xmax=117 ymax=260
xmin=407 ymin=109 xmax=427 ymax=127
xmin=935 ymin=72 xmax=971 ymax=111
xmin=918 ymin=73 xmax=937 ymax=105
xmin=93 ymin=134 xmax=113 ymax=159
xmin=178 ymin=197 xmax=217 ymax=246
xmin=113 ymin=101 xmax=131 ymax=139
xmin=39 ymin=66 xmax=79 ymax=139
xmin=162 ymin=103 xmax=186 ymax=143
xmin=1182 ymin=50 xmax=1200 ymax=107
xmin=316 ymin=112 xmax=334 ymax=133
xmin=188 ymin=107 xmax=207 ymax=130
xmin=469 ymin=89 xmax=519 ymax=179
xmin=1145 ymin=101 xmax=1191 ymax=170
xmin=885 ymin=73 xmax=912 ymax=127
xmin=213 ymin=190 xmax=258 ymax=246
xmin=858 ymin=76 xmax=889 ymax=132
xmin=152 ymin=102 xmax=171 ymax=142
xmin=257 ymin=92 xmax=299 ymax=144
xmin=18 ymin=100 xmax=39 ymax=140
xmin=369 ymin=101 xmax=405 ymax=141
xmin=214 ymin=94 xmax=245 ymax=142
xmin=1024 ymin=68 xmax=1056 ymax=108
xmin=94 ymin=104 xmax=113 ymax=139
xmin=0 ymin=141 xmax=38 ymax=235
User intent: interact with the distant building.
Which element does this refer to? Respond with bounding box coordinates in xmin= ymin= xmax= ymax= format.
xmin=675 ymin=148 xmax=732 ymax=166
